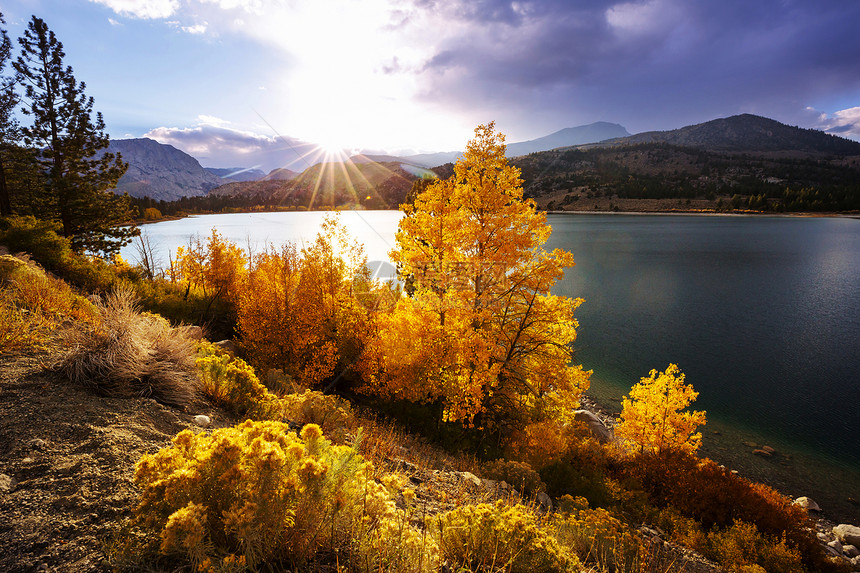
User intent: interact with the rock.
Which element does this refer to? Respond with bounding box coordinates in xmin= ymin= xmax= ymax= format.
xmin=193 ymin=415 xmax=211 ymax=428
xmin=459 ymin=472 xmax=482 ymax=488
xmin=834 ymin=524 xmax=860 ymax=547
xmin=829 ymin=540 xmax=844 ymax=554
xmin=214 ymin=339 xmax=238 ymax=357
xmin=55 ymin=460 xmax=83 ymax=476
xmin=793 ymin=496 xmax=821 ymax=512
xmin=844 ymin=545 xmax=860 ymax=558
xmin=0 ymin=473 xmax=16 ymax=493
xmin=27 ymin=438 xmax=47 ymax=451
xmin=573 ymin=410 xmax=613 ymax=443
xmin=536 ymin=491 xmax=553 ymax=512
xmin=752 ymin=449 xmax=772 ymax=458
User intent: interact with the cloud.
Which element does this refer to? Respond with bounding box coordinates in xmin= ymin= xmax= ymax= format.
xmin=181 ymin=22 xmax=208 ymax=34
xmin=408 ymin=0 xmax=860 ymax=137
xmin=144 ymin=121 xmax=320 ymax=172
xmin=85 ymin=0 xmax=860 ymax=149
xmin=816 ymin=107 xmax=860 ymax=140
xmin=88 ymin=0 xmax=180 ymax=19
xmin=182 ymin=22 xmax=208 ymax=34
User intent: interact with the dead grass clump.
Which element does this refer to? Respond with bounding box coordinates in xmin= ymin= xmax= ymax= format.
xmin=53 ymin=285 xmax=200 ymax=408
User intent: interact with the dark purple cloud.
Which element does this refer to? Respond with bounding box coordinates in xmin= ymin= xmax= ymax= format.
xmin=409 ymin=0 xmax=860 ymax=139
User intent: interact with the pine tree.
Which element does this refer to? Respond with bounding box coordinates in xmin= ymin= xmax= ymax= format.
xmin=13 ymin=15 xmax=136 ymax=255
xmin=0 ymin=11 xmax=18 ymax=216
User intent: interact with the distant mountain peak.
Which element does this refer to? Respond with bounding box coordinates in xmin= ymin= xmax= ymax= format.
xmin=615 ymin=114 xmax=860 ymax=155
xmin=505 ymin=122 xmax=631 ymax=157
xmin=108 ymin=138 xmax=223 ymax=201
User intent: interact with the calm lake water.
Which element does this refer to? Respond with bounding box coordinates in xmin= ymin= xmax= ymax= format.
xmin=124 ymin=211 xmax=860 ymax=521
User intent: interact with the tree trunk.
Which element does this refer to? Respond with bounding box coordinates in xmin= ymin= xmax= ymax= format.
xmin=0 ymin=154 xmax=11 ymax=216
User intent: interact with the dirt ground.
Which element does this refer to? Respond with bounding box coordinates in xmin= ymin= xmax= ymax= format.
xmin=0 ymin=348 xmax=731 ymax=573
xmin=0 ymin=351 xmax=235 ymax=572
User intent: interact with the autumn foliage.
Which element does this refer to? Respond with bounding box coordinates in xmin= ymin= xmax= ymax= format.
xmin=236 ymin=217 xmax=378 ymax=389
xmin=615 ymin=364 xmax=706 ymax=457
xmin=367 ymin=123 xmax=590 ymax=432
xmin=171 ymin=216 xmax=382 ymax=390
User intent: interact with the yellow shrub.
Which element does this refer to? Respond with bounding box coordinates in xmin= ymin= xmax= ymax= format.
xmin=127 ymin=419 xmax=434 ymax=571
xmin=706 ymin=520 xmax=805 ymax=573
xmin=505 ymin=419 xmax=573 ymax=470
xmin=553 ymin=496 xmax=645 ymax=573
xmin=281 ymin=389 xmax=356 ymax=440
xmin=196 ymin=341 xmax=282 ymax=420
xmin=434 ymin=500 xmax=580 ymax=573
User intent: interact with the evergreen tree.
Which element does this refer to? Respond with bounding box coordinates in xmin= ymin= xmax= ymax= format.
xmin=13 ymin=15 xmax=136 ymax=255
xmin=0 ymin=11 xmax=18 ymax=216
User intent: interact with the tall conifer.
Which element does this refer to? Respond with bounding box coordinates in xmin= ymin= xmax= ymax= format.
xmin=0 ymin=12 xmax=17 ymax=216
xmin=14 ymin=15 xmax=136 ymax=255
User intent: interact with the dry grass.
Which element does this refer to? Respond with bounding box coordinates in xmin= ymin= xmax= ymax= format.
xmin=0 ymin=254 xmax=98 ymax=354
xmin=53 ymin=285 xmax=201 ymax=409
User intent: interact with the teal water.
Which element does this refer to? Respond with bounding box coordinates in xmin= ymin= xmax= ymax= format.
xmin=124 ymin=211 xmax=860 ymax=521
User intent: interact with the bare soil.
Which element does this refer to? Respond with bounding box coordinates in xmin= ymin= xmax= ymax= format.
xmin=0 ymin=350 xmax=235 ymax=572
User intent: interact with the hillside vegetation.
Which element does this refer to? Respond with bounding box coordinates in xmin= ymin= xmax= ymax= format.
xmin=136 ymin=114 xmax=860 ymax=217
xmin=2 ymin=124 xmax=857 ymax=573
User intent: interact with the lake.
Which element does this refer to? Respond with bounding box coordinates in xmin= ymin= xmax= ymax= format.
xmin=123 ymin=211 xmax=860 ymax=521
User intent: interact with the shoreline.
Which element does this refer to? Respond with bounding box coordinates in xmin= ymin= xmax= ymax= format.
xmin=129 ymin=206 xmax=860 ymax=228
xmin=581 ymin=385 xmax=860 ymax=525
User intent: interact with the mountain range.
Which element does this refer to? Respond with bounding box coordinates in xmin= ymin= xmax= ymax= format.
xmin=109 ymin=115 xmax=860 ymax=205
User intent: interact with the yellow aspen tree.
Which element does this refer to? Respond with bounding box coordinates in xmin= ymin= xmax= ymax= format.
xmin=615 ymin=364 xmax=707 ymax=457
xmin=369 ymin=123 xmax=590 ymax=430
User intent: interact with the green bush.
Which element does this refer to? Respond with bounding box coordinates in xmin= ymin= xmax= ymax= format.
xmin=0 ymin=215 xmax=72 ymax=270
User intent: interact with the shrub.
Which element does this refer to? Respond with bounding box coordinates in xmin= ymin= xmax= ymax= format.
xmin=615 ymin=364 xmax=706 ymax=457
xmin=706 ymin=520 xmax=805 ymax=573
xmin=121 ymin=420 xmax=436 ymax=572
xmin=0 ymin=254 xmax=98 ymax=353
xmin=281 ymin=389 xmax=356 ymax=441
xmin=433 ymin=500 xmax=579 ymax=573
xmin=482 ymin=459 xmax=546 ymax=497
xmin=0 ymin=215 xmax=72 ymax=270
xmin=52 ymin=286 xmax=200 ymax=408
xmin=196 ymin=341 xmax=282 ymax=420
xmin=553 ymin=499 xmax=646 ymax=573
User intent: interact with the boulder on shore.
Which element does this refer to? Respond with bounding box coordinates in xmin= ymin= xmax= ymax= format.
xmin=834 ymin=524 xmax=860 ymax=548
xmin=573 ymin=410 xmax=613 ymax=444
xmin=793 ymin=496 xmax=821 ymax=512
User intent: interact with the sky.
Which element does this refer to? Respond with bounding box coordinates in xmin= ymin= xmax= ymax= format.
xmin=2 ymin=0 xmax=860 ymax=172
